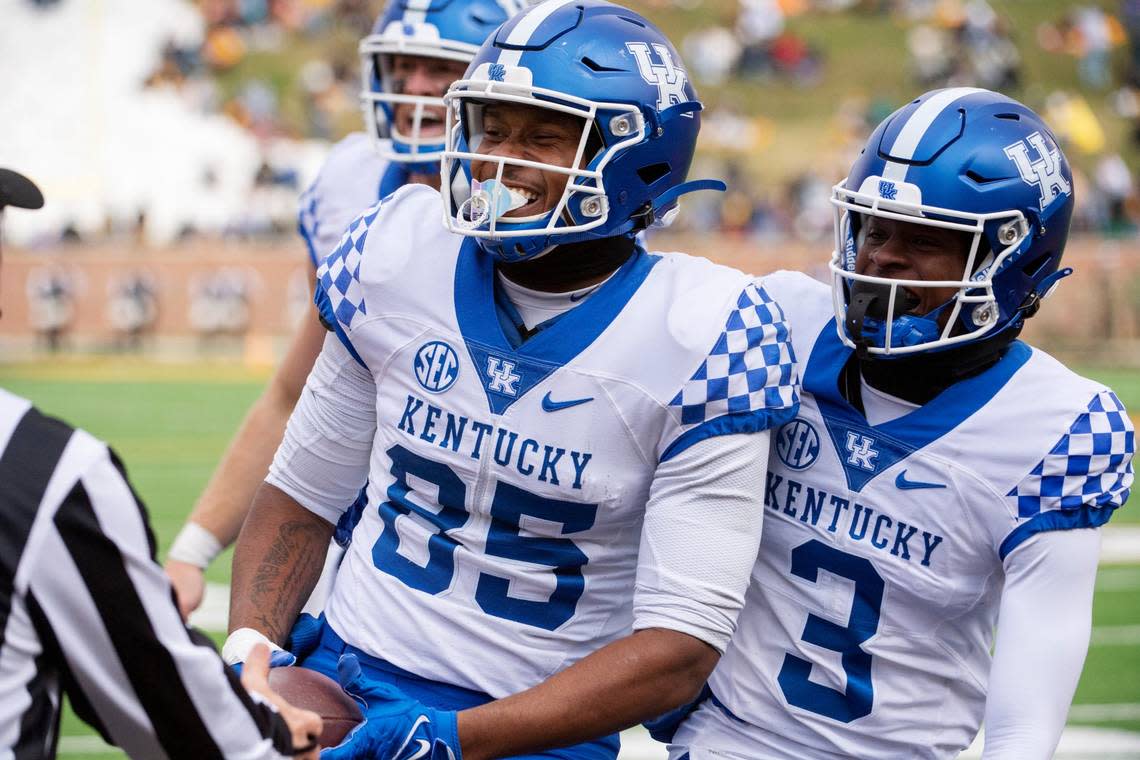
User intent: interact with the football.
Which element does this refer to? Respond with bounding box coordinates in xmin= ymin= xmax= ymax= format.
xmin=267 ymin=666 xmax=363 ymax=748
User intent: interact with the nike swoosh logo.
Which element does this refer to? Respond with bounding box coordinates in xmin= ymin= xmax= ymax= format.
xmin=541 ymin=391 xmax=594 ymax=412
xmin=397 ymin=716 xmax=432 ymax=760
xmin=895 ymin=470 xmax=946 ymax=490
xmin=406 ymin=739 xmax=432 ymax=760
xmin=569 ymin=288 xmax=597 ymax=302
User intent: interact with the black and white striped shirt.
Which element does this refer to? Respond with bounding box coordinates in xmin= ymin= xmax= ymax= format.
xmin=0 ymin=388 xmax=296 ymax=760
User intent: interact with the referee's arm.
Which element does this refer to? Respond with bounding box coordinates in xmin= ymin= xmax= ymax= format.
xmin=13 ymin=409 xmax=299 ymax=759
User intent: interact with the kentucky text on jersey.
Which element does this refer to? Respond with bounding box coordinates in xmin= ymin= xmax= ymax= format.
xmin=397 ymin=393 xmax=593 ymax=490
xmin=765 ymin=472 xmax=945 ymax=567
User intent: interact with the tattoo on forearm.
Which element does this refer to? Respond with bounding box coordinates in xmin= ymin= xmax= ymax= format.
xmin=248 ymin=520 xmax=328 ymax=642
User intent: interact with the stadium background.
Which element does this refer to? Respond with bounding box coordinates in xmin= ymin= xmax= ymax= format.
xmin=0 ymin=0 xmax=1137 ymax=757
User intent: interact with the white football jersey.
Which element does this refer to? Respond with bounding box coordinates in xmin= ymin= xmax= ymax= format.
xmin=310 ymin=185 xmax=799 ymax=698
xmin=297 ymin=132 xmax=393 ymax=269
xmin=676 ymin=271 xmax=1135 ymax=759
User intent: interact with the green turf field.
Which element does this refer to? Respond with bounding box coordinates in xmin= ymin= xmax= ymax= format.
xmin=0 ymin=358 xmax=1136 ymax=757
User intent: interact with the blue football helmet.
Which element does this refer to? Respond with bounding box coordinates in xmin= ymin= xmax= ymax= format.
xmin=359 ymin=0 xmax=523 ymax=167
xmin=440 ymin=0 xmax=724 ymax=261
xmin=830 ymin=87 xmax=1075 ymax=356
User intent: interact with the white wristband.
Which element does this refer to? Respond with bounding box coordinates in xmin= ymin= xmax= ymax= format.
xmin=222 ymin=627 xmax=286 ymax=666
xmin=167 ymin=521 xmax=224 ymax=569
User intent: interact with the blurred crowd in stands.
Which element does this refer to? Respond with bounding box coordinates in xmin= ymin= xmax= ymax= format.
xmin=150 ymin=0 xmax=370 ymax=139
xmin=10 ymin=0 xmax=1140 ymax=249
xmin=669 ymin=0 xmax=1140 ymax=241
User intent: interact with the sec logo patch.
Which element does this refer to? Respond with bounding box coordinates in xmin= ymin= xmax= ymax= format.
xmin=776 ymin=418 xmax=820 ymax=471
xmin=414 ymin=341 xmax=459 ymax=393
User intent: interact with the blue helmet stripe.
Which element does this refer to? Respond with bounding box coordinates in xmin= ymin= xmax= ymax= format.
xmin=496 ymin=0 xmax=578 ymax=66
xmin=881 ymin=87 xmax=985 ymax=183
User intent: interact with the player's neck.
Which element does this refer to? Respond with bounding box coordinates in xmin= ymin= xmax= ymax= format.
xmin=496 ymin=236 xmax=635 ymax=293
xmin=855 ymin=329 xmax=1018 ymax=407
xmin=408 ymin=172 xmax=440 ymax=190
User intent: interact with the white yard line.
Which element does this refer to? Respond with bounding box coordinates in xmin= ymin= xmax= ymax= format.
xmin=1091 ymin=625 xmax=1140 ymax=646
xmin=186 ymin=581 xmax=230 ymax=632
xmin=1069 ymin=704 xmax=1140 ymax=723
xmin=963 ymin=726 xmax=1140 ymax=758
xmin=1101 ymin=526 xmax=1140 ymax=565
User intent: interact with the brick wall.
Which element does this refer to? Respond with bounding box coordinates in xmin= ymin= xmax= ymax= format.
xmin=1 ymin=236 xmax=1136 ymax=364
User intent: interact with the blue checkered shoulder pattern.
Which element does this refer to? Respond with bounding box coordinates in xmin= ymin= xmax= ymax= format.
xmin=315 ymin=203 xmax=382 ymax=333
xmin=669 ymin=282 xmax=799 ymax=431
xmin=1008 ymin=390 xmax=1135 ymax=519
xmin=298 ymin=184 xmax=322 ymax=268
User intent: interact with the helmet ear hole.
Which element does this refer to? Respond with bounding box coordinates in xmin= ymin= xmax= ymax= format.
xmin=637 ymin=162 xmax=670 ymax=187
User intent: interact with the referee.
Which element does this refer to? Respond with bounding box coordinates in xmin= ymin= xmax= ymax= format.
xmin=0 ymin=169 xmax=321 ymax=759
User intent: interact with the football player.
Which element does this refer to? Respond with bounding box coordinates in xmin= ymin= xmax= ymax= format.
xmin=667 ymin=88 xmax=1135 ymax=759
xmin=164 ymin=0 xmax=522 ymax=619
xmin=224 ymin=1 xmax=801 ymax=758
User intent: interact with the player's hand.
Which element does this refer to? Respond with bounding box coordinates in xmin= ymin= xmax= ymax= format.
xmin=241 ymin=644 xmax=323 ymax=759
xmin=224 ymin=627 xmax=297 ymax=675
xmin=164 ymin=558 xmax=206 ymax=620
xmin=321 ymin=653 xmax=460 ymax=760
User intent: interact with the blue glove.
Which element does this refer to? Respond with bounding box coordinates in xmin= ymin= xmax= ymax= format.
xmin=321 ymin=653 xmax=461 ymax=760
xmin=222 ymin=628 xmax=296 ymax=677
xmin=287 ymin=612 xmax=325 ymax=663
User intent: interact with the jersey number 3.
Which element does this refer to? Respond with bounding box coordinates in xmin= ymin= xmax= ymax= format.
xmin=777 ymin=539 xmax=884 ymax=723
xmin=372 ymin=444 xmax=598 ymax=631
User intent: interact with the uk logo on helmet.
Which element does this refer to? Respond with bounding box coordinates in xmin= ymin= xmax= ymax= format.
xmin=625 ymin=42 xmax=688 ymax=114
xmin=1003 ymin=131 xmax=1072 ymax=210
xmin=414 ymin=341 xmax=460 ymax=393
xmin=878 ymin=180 xmax=898 ymax=200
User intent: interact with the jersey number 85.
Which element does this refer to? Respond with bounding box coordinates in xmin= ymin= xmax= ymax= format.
xmin=371 ymin=444 xmax=599 ymax=631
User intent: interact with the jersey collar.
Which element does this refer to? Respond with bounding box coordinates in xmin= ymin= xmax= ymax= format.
xmin=454 ymin=238 xmax=659 ymax=415
xmin=804 ymin=319 xmax=1031 ymax=492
